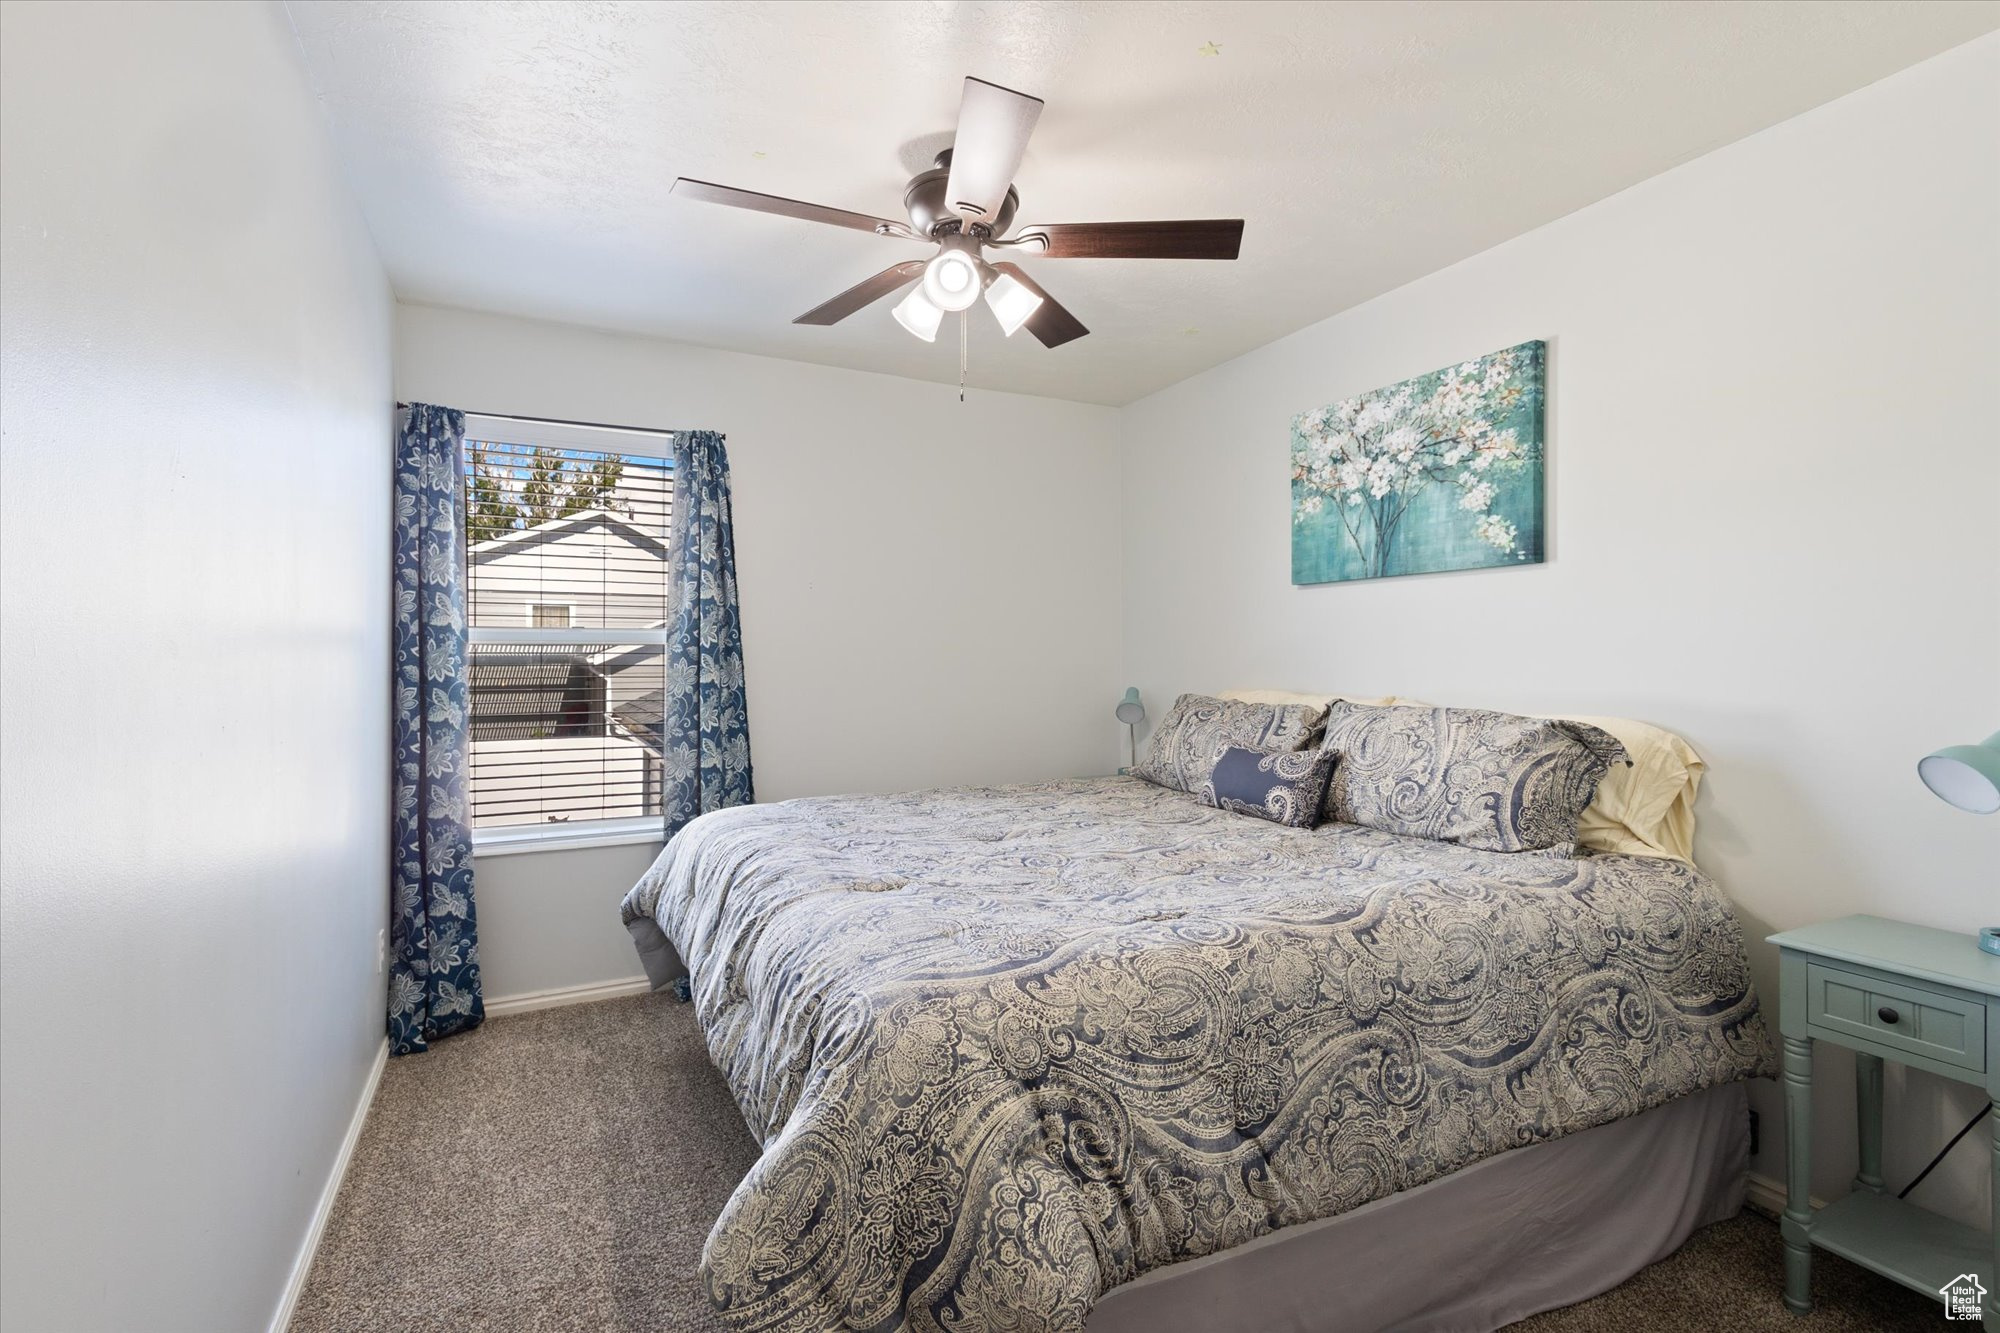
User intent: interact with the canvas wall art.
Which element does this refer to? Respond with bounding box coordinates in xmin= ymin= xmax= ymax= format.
xmin=1291 ymin=339 xmax=1546 ymax=585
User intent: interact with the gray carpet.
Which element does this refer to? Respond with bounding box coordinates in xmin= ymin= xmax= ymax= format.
xmin=293 ymin=992 xmax=1944 ymax=1332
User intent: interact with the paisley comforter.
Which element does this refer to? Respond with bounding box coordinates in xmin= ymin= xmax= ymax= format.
xmin=620 ymin=777 xmax=1773 ymax=1333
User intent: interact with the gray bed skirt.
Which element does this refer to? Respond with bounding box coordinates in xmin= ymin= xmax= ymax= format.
xmin=627 ymin=916 xmax=686 ymax=990
xmin=1088 ymin=1081 xmax=1750 ymax=1333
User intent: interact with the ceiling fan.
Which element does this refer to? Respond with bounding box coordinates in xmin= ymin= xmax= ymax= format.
xmin=673 ymin=76 xmax=1244 ymax=351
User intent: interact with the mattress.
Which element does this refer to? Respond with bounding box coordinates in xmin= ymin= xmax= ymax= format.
xmin=621 ymin=776 xmax=1775 ymax=1333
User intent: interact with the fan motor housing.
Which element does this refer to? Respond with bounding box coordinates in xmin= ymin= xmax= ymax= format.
xmin=905 ymin=149 xmax=1018 ymax=239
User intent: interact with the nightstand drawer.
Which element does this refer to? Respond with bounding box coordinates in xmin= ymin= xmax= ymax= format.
xmin=1805 ymin=962 xmax=1985 ymax=1073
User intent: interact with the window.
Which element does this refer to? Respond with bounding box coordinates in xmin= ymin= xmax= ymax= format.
xmin=461 ymin=416 xmax=674 ymax=850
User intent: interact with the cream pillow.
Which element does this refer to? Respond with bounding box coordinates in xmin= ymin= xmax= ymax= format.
xmin=1546 ymin=714 xmax=1703 ymax=863
xmin=1221 ymin=690 xmax=1702 ymax=862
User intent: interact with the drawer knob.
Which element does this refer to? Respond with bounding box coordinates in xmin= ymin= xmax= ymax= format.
xmin=1876 ymin=1006 xmax=1900 ymax=1025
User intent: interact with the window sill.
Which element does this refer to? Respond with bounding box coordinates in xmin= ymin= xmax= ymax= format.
xmin=472 ymin=820 xmax=667 ymax=858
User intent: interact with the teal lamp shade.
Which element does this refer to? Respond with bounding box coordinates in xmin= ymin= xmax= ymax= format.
xmin=1918 ymin=730 xmax=2000 ymax=815
xmin=1115 ymin=688 xmax=1145 ymax=726
xmin=1920 ymin=729 xmax=2000 ymax=958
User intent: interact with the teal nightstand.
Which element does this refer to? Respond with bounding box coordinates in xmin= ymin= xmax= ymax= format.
xmin=1769 ymin=915 xmax=1999 ymax=1328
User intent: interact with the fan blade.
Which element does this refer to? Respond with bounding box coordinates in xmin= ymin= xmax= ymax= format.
xmin=1015 ymin=219 xmax=1244 ymax=260
xmin=673 ymin=178 xmax=904 ymax=236
xmin=944 ymin=77 xmax=1043 ymax=226
xmin=990 ymin=263 xmax=1088 ymax=348
xmin=793 ymin=261 xmax=929 ymax=325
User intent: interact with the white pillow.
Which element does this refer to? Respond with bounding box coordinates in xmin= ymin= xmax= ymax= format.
xmin=1220 ymin=690 xmax=1703 ymax=862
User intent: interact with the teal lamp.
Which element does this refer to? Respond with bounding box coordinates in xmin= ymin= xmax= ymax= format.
xmin=1917 ymin=729 xmax=2000 ymax=956
xmin=1116 ymin=688 xmax=1145 ymax=772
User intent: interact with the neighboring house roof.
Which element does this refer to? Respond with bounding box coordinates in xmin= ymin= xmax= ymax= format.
xmin=591 ymin=632 xmax=669 ymax=675
xmin=469 ymin=508 xmax=668 ymax=563
xmin=463 ymin=644 xmax=665 ymax=752
xmin=467 ymin=645 xmax=604 ymax=741
xmin=470 ymin=645 xmax=594 ymax=666
xmin=612 ymin=689 xmax=665 ymax=748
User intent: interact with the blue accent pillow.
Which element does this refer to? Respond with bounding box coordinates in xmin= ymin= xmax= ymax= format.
xmin=1199 ymin=745 xmax=1338 ymax=828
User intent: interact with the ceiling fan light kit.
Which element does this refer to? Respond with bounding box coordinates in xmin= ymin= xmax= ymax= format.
xmin=921 ymin=238 xmax=984 ymax=312
xmin=892 ymin=286 xmax=944 ymax=342
xmin=983 ymin=270 xmax=1042 ymax=337
xmin=673 ymin=75 xmax=1245 ymax=378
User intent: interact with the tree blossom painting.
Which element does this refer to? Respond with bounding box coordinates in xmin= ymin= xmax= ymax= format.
xmin=1291 ymin=340 xmax=1545 ymax=584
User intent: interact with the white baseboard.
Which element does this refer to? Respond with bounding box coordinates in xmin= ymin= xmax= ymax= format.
xmin=484 ymin=975 xmax=654 ymax=1017
xmin=270 ymin=1035 xmax=388 ymax=1333
xmin=1744 ymin=1170 xmax=1827 ymax=1220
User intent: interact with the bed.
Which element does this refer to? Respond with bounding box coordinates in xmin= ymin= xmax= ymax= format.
xmin=621 ymin=772 xmax=1774 ymax=1333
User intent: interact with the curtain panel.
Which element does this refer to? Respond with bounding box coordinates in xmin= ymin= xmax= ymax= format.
xmin=389 ymin=403 xmax=483 ymax=1055
xmin=664 ymin=430 xmax=754 ymax=839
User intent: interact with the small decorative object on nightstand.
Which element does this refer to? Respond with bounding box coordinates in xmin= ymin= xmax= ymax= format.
xmin=1768 ymin=914 xmax=1999 ymax=1328
xmin=1116 ymin=687 xmax=1145 ymax=774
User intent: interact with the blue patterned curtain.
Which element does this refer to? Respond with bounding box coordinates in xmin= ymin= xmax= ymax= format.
xmin=389 ymin=404 xmax=482 ymax=1055
xmin=664 ymin=430 xmax=754 ymax=839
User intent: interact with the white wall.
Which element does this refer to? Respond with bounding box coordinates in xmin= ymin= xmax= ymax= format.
xmin=395 ymin=304 xmax=1126 ymax=999
xmin=475 ymin=842 xmax=669 ymax=997
xmin=0 ymin=4 xmax=393 ymax=1330
xmin=1121 ymin=35 xmax=1999 ymax=1226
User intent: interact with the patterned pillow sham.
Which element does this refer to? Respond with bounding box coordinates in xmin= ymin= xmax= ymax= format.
xmin=1199 ymin=745 xmax=1338 ymax=828
xmin=1319 ymin=700 xmax=1629 ymax=853
xmin=1133 ymin=693 xmax=1328 ymax=794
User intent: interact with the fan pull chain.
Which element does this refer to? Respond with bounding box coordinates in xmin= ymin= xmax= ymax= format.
xmin=959 ymin=311 xmax=967 ymax=402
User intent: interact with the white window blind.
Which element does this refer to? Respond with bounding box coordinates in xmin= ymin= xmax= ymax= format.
xmin=461 ymin=417 xmax=674 ymax=845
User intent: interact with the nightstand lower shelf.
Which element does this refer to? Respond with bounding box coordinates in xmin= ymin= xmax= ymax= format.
xmin=1809 ymin=1190 xmax=1992 ymax=1306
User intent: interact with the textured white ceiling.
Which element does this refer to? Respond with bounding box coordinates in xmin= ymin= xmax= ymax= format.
xmin=285 ymin=1 xmax=1998 ymax=405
